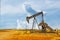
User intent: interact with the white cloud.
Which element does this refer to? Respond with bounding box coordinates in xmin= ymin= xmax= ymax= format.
xmin=16 ymin=19 xmax=23 ymax=29
xmin=1 ymin=0 xmax=60 ymax=15
xmin=16 ymin=12 xmax=32 ymax=29
xmin=1 ymin=0 xmax=60 ymax=14
xmin=45 ymin=0 xmax=60 ymax=8
xmin=27 ymin=0 xmax=60 ymax=10
xmin=1 ymin=0 xmax=27 ymax=15
xmin=1 ymin=4 xmax=25 ymax=15
xmin=1 ymin=0 xmax=60 ymax=29
xmin=52 ymin=24 xmax=60 ymax=29
xmin=16 ymin=18 xmax=39 ymax=29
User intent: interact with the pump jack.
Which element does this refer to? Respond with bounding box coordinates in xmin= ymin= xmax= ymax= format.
xmin=26 ymin=11 xmax=57 ymax=33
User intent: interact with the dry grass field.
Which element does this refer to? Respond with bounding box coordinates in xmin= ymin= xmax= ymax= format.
xmin=0 ymin=29 xmax=60 ymax=40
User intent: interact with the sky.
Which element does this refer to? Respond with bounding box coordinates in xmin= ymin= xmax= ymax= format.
xmin=0 ymin=0 xmax=60 ymax=29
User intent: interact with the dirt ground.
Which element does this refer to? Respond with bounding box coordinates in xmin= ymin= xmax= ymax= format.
xmin=0 ymin=30 xmax=60 ymax=40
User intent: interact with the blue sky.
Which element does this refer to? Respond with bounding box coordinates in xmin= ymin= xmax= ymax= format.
xmin=0 ymin=0 xmax=60 ymax=29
